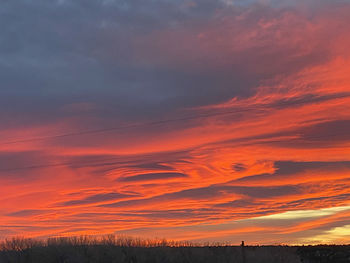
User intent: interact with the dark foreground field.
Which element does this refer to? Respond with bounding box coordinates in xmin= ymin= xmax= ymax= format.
xmin=1 ymin=237 xmax=349 ymax=263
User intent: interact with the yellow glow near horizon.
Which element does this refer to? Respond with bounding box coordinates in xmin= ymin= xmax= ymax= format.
xmin=303 ymin=225 xmax=350 ymax=244
xmin=251 ymin=205 xmax=350 ymax=220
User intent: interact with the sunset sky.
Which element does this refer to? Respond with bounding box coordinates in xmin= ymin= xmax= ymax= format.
xmin=1 ymin=0 xmax=350 ymax=245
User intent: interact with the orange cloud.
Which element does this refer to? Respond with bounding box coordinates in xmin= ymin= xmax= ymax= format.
xmin=1 ymin=1 xmax=350 ymax=244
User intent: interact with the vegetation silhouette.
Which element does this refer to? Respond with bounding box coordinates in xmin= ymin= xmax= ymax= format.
xmin=0 ymin=235 xmax=349 ymax=263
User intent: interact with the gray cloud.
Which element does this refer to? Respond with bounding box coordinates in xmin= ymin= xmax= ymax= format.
xmin=5 ymin=209 xmax=47 ymax=217
xmin=267 ymin=119 xmax=350 ymax=148
xmin=0 ymin=151 xmax=55 ymax=179
xmin=299 ymin=119 xmax=350 ymax=143
xmin=58 ymin=192 xmax=134 ymax=206
xmin=235 ymin=161 xmax=350 ymax=183
xmin=0 ymin=0 xmax=344 ymax=130
xmin=119 ymin=172 xmax=188 ymax=182
xmin=101 ymin=184 xmax=301 ymax=208
xmin=232 ymin=163 xmax=247 ymax=172
xmin=268 ymin=93 xmax=350 ymax=110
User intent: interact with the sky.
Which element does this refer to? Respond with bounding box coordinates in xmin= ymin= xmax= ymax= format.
xmin=1 ymin=0 xmax=350 ymax=245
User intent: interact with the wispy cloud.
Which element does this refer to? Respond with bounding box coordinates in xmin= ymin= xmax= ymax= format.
xmin=0 ymin=0 xmax=350 ymax=244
